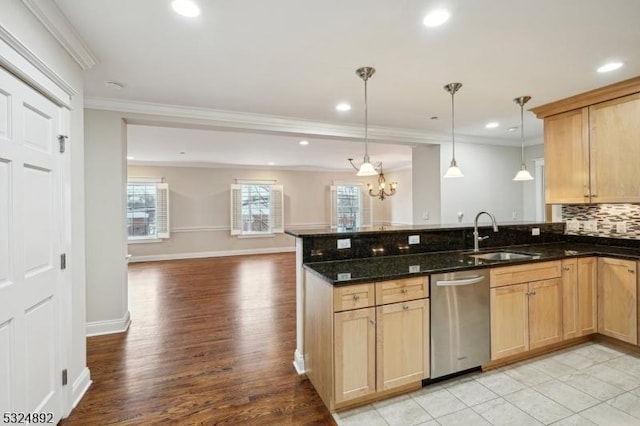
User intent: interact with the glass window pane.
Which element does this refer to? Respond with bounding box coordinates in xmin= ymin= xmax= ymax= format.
xmin=241 ymin=184 xmax=271 ymax=233
xmin=127 ymin=183 xmax=158 ymax=239
xmin=336 ymin=185 xmax=360 ymax=231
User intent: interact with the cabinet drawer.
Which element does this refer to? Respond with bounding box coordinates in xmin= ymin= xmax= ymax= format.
xmin=490 ymin=261 xmax=561 ymax=288
xmin=334 ymin=283 xmax=375 ymax=312
xmin=375 ymin=276 xmax=429 ymax=305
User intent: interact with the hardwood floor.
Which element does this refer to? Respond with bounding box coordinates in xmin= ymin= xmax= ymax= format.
xmin=61 ymin=253 xmax=335 ymax=425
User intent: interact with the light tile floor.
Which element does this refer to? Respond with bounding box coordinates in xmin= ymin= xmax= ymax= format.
xmin=333 ymin=342 xmax=640 ymax=426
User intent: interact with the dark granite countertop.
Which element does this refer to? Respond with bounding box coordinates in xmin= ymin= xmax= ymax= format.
xmin=285 ymin=221 xmax=554 ymax=238
xmin=304 ymin=242 xmax=640 ymax=285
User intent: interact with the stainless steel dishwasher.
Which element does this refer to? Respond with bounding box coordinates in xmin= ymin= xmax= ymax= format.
xmin=430 ymin=269 xmax=490 ymax=379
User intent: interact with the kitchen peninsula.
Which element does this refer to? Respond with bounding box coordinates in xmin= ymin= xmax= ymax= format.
xmin=287 ymin=223 xmax=640 ymax=412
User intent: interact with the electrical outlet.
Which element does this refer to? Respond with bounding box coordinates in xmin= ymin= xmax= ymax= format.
xmin=423 ymin=211 xmax=429 ymax=220
xmin=337 ymin=272 xmax=352 ymax=281
xmin=408 ymin=235 xmax=420 ymax=245
xmin=616 ymin=222 xmax=627 ymax=234
xmin=512 ymin=211 xmax=517 ymax=220
xmin=531 ymin=227 xmax=540 ymax=236
xmin=337 ymin=238 xmax=351 ymax=249
xmin=584 ymin=220 xmax=598 ymax=232
xmin=409 ymin=265 xmax=420 ymax=273
xmin=457 ymin=212 xmax=464 ymax=223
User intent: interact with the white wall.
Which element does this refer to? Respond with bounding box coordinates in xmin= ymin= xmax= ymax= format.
xmin=127 ymin=165 xmax=391 ymax=260
xmin=84 ymin=110 xmax=129 ymax=327
xmin=0 ymin=0 xmax=88 ymax=414
xmin=523 ymin=143 xmax=544 ymax=221
xmin=387 ymin=168 xmax=412 ymax=225
xmin=440 ymin=142 xmax=524 ymax=225
xmin=412 ymin=145 xmax=441 ymax=224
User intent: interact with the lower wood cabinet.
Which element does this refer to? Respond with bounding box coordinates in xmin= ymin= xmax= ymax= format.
xmin=305 ymin=272 xmax=429 ymax=411
xmin=598 ymin=257 xmax=638 ymax=344
xmin=562 ymin=257 xmax=597 ymax=339
xmin=490 ymin=261 xmax=563 ymax=360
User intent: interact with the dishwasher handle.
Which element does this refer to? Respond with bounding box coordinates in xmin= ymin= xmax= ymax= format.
xmin=436 ymin=275 xmax=485 ymax=287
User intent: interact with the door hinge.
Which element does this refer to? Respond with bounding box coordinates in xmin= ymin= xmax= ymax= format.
xmin=62 ymin=369 xmax=68 ymax=386
xmin=60 ymin=253 xmax=66 ymax=270
xmin=58 ymin=135 xmax=68 ymax=154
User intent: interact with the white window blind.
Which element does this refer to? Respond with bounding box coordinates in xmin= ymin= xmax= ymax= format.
xmin=127 ymin=181 xmax=170 ymax=240
xmin=330 ymin=184 xmax=371 ymax=230
xmin=230 ymin=183 xmax=284 ymax=236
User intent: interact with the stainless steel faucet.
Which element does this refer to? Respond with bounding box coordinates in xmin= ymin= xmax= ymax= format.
xmin=473 ymin=211 xmax=499 ymax=252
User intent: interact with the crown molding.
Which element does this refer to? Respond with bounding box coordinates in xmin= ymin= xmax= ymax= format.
xmin=20 ymin=0 xmax=98 ymax=70
xmin=85 ymin=96 xmax=518 ymax=147
xmin=0 ymin=24 xmax=76 ymax=106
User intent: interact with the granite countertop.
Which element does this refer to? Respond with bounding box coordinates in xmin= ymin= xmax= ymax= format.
xmin=303 ymin=242 xmax=640 ymax=285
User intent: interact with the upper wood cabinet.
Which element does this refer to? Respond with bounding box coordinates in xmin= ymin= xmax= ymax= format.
xmin=532 ymin=76 xmax=640 ymax=204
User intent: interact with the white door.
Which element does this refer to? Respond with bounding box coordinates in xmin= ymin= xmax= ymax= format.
xmin=0 ymin=66 xmax=63 ymax=422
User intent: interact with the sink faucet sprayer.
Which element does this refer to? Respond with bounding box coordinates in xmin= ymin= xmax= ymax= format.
xmin=473 ymin=211 xmax=499 ymax=252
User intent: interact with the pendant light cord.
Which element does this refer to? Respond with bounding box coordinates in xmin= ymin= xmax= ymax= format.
xmin=451 ymin=90 xmax=456 ymax=161
xmin=364 ymin=76 xmax=369 ymax=159
xmin=520 ymin=101 xmax=525 ymax=164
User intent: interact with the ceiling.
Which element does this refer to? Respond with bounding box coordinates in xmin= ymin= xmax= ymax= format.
xmin=54 ymin=0 xmax=640 ymax=171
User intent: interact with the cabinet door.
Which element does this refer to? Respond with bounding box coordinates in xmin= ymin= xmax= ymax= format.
xmin=590 ymin=93 xmax=640 ymax=203
xmin=376 ymin=299 xmax=429 ymax=391
xmin=598 ymin=258 xmax=638 ymax=344
xmin=334 ymin=307 xmax=376 ymax=403
xmin=529 ymin=278 xmax=563 ymax=349
xmin=544 ymin=108 xmax=590 ymax=204
xmin=578 ymin=257 xmax=597 ymax=335
xmin=562 ymin=259 xmax=579 ymax=339
xmin=491 ymin=284 xmax=529 ymax=360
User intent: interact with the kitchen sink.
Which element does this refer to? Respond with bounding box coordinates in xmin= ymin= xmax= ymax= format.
xmin=467 ymin=251 xmax=539 ymax=261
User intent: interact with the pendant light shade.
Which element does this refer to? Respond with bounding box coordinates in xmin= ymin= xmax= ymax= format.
xmin=348 ymin=67 xmax=379 ymax=177
xmin=513 ymin=95 xmax=534 ymax=181
xmin=443 ymin=83 xmax=464 ymax=178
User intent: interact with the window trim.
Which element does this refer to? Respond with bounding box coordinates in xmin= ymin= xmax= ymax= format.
xmin=230 ymin=182 xmax=284 ymax=237
xmin=126 ymin=179 xmax=170 ymax=242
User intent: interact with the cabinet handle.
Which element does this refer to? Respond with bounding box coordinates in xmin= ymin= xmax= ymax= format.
xmin=629 ymin=269 xmax=635 ymax=274
xmin=563 ymin=267 xmax=570 ymax=271
xmin=352 ymin=294 xmax=360 ymax=301
xmin=526 ymin=290 xmax=537 ymax=296
xmin=403 ymin=304 xmax=409 ymax=310
xmin=530 ymin=290 xmax=536 ymax=296
xmin=370 ymin=319 xmax=376 ymax=325
xmin=401 ymin=288 xmax=408 ymax=294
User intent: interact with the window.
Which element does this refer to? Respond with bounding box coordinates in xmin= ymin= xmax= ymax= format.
xmin=331 ymin=184 xmax=371 ymax=230
xmin=127 ymin=181 xmax=170 ymax=240
xmin=230 ymin=182 xmax=284 ymax=235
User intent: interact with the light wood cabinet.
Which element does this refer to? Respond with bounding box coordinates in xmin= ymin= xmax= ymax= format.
xmin=544 ymin=108 xmax=590 ymax=204
xmin=304 ymin=272 xmax=429 ymax=411
xmin=334 ymin=307 xmax=376 ymax=403
xmin=562 ymin=257 xmax=597 ymax=339
xmin=490 ymin=261 xmax=563 ymax=360
xmin=533 ymin=79 xmax=640 ymax=204
xmin=376 ymin=298 xmax=429 ymax=391
xmin=598 ymin=258 xmax=638 ymax=344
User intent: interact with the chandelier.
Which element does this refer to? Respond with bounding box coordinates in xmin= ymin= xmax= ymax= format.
xmin=367 ymin=163 xmax=397 ymax=200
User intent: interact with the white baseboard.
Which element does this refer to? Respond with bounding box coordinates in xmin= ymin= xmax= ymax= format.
xmin=129 ymin=246 xmax=295 ymax=263
xmin=69 ymin=367 xmax=92 ymax=412
xmin=293 ymin=349 xmax=305 ymax=375
xmin=86 ymin=310 xmax=131 ymax=337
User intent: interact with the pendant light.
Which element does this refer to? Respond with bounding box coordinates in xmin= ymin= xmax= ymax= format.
xmin=348 ymin=67 xmax=378 ymax=176
xmin=443 ymin=83 xmax=464 ymax=178
xmin=513 ymin=95 xmax=534 ymax=181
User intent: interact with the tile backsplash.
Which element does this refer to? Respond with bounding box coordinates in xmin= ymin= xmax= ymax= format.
xmin=562 ymin=204 xmax=640 ymax=239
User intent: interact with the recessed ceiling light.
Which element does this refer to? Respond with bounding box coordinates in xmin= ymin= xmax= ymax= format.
xmin=336 ymin=103 xmax=351 ymax=112
xmin=423 ymin=9 xmax=450 ymax=27
xmin=126 ymin=156 xmax=134 ymax=160
xmin=268 ymin=162 xmax=275 ymax=166
xmin=171 ymin=0 xmax=200 ymax=17
xmin=597 ymin=61 xmax=624 ymax=73
xmin=430 ymin=116 xmax=439 ymax=120
xmin=299 ymin=140 xmax=309 ymax=146
xmin=179 ymin=151 xmax=186 ymax=155
xmin=485 ymin=122 xmax=499 ymax=129
xmin=508 ymin=126 xmax=518 ymax=132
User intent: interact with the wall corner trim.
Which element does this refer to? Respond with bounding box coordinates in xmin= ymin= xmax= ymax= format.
xmin=85 ymin=310 xmax=131 ymax=337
